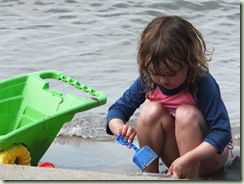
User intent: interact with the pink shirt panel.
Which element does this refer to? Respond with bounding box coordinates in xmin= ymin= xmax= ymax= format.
xmin=146 ymin=86 xmax=198 ymax=112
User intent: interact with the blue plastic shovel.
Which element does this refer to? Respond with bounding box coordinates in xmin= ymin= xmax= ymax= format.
xmin=116 ymin=134 xmax=158 ymax=171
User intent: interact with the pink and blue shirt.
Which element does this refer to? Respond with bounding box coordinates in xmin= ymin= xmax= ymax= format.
xmin=106 ymin=72 xmax=232 ymax=154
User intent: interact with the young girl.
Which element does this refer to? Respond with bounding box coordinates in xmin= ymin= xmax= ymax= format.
xmin=106 ymin=15 xmax=232 ymax=179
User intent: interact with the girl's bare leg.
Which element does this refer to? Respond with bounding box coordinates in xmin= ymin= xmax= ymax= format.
xmin=136 ymin=102 xmax=179 ymax=173
xmin=175 ymin=104 xmax=229 ymax=177
xmin=175 ymin=104 xmax=208 ymax=155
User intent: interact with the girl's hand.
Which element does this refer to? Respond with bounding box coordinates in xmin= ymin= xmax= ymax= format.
xmin=118 ymin=124 xmax=137 ymax=147
xmin=166 ymin=155 xmax=200 ymax=179
xmin=108 ymin=118 xmax=137 ymax=148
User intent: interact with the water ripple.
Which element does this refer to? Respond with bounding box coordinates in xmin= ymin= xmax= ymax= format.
xmin=0 ymin=0 xmax=240 ymax=138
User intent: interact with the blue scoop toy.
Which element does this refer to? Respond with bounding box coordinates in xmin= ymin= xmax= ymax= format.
xmin=116 ymin=134 xmax=158 ymax=171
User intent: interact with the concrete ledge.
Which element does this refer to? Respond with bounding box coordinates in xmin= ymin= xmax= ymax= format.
xmin=0 ymin=164 xmax=174 ymax=180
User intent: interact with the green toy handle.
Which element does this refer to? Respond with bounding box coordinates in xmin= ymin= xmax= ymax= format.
xmin=37 ymin=70 xmax=107 ymax=106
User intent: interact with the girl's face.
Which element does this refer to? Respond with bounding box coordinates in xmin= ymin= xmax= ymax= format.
xmin=147 ymin=63 xmax=187 ymax=89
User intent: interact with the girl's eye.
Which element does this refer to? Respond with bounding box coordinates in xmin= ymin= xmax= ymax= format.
xmin=150 ymin=72 xmax=176 ymax=77
xmin=148 ymin=71 xmax=159 ymax=76
xmin=145 ymin=67 xmax=179 ymax=77
xmin=165 ymin=73 xmax=177 ymax=77
xmin=149 ymin=72 xmax=157 ymax=76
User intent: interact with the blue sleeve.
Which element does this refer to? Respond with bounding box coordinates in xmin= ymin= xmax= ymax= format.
xmin=196 ymin=73 xmax=232 ymax=153
xmin=106 ymin=77 xmax=146 ymax=135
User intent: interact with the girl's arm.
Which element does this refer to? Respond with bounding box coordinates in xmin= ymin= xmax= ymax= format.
xmin=108 ymin=118 xmax=125 ymax=136
xmin=196 ymin=73 xmax=232 ymax=153
xmin=106 ymin=77 xmax=146 ymax=135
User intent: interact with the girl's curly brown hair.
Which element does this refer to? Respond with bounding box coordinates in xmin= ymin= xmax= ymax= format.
xmin=137 ymin=15 xmax=213 ymax=99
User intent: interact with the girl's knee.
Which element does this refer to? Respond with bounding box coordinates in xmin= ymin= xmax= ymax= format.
xmin=138 ymin=102 xmax=175 ymax=131
xmin=175 ymin=104 xmax=201 ymax=127
xmin=138 ymin=102 xmax=166 ymax=126
xmin=139 ymin=102 xmax=164 ymax=123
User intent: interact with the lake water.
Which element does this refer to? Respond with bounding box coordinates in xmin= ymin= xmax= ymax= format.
xmin=0 ymin=0 xmax=240 ymax=177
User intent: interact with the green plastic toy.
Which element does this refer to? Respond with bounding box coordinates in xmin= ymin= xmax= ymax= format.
xmin=0 ymin=70 xmax=107 ymax=166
